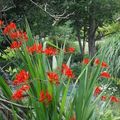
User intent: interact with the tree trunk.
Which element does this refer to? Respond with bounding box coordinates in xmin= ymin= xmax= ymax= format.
xmin=76 ymin=28 xmax=83 ymax=62
xmin=0 ymin=6 xmax=3 ymax=20
xmin=88 ymin=33 xmax=96 ymax=58
xmin=88 ymin=15 xmax=97 ymax=58
xmin=83 ymin=25 xmax=86 ymax=54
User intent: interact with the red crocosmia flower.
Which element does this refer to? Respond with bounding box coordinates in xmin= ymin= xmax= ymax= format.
xmin=110 ymin=96 xmax=119 ymax=103
xmin=20 ymin=85 xmax=30 ymax=92
xmin=9 ymin=30 xmax=24 ymax=40
xmin=101 ymin=61 xmax=108 ymax=68
xmin=68 ymin=47 xmax=75 ymax=53
xmin=65 ymin=69 xmax=75 ymax=78
xmin=12 ymin=89 xmax=23 ymax=101
xmin=47 ymin=72 xmax=59 ymax=85
xmin=46 ymin=91 xmax=52 ymax=103
xmin=101 ymin=96 xmax=107 ymax=101
xmin=43 ymin=47 xmax=57 ymax=56
xmin=83 ymin=58 xmax=90 ymax=64
xmin=27 ymin=44 xmax=36 ymax=54
xmin=9 ymin=32 xmax=17 ymax=39
xmin=13 ymin=70 xmax=29 ymax=85
xmin=32 ymin=43 xmax=38 ymax=51
xmin=94 ymin=58 xmax=109 ymax=68
xmin=94 ymin=58 xmax=100 ymax=65
xmin=22 ymin=32 xmax=28 ymax=41
xmin=3 ymin=22 xmax=16 ymax=35
xmin=12 ymin=85 xmax=30 ymax=101
xmin=62 ymin=64 xmax=69 ymax=70
xmin=27 ymin=46 xmax=35 ymax=54
xmin=33 ymin=43 xmax=43 ymax=53
xmin=62 ymin=64 xmax=74 ymax=78
xmin=94 ymin=86 xmax=102 ymax=96
xmin=9 ymin=32 xmax=20 ymax=40
xmin=39 ymin=90 xmax=46 ymax=102
xmin=3 ymin=27 xmax=10 ymax=35
xmin=9 ymin=22 xmax=16 ymax=30
xmin=39 ymin=90 xmax=52 ymax=104
xmin=27 ymin=43 xmax=43 ymax=54
xmin=10 ymin=41 xmax=22 ymax=49
xmin=36 ymin=43 xmax=43 ymax=53
xmin=100 ymin=71 xmax=110 ymax=78
xmin=12 ymin=31 xmax=28 ymax=41
xmin=3 ymin=22 xmax=28 ymax=41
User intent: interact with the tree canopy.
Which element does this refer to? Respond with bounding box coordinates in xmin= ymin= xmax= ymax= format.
xmin=0 ymin=0 xmax=120 ymax=57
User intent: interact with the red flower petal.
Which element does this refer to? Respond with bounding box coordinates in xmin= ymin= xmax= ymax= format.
xmin=83 ymin=58 xmax=90 ymax=64
xmin=9 ymin=22 xmax=16 ymax=30
xmin=110 ymin=96 xmax=119 ymax=103
xmin=12 ymin=85 xmax=30 ymax=101
xmin=101 ymin=96 xmax=107 ymax=101
xmin=39 ymin=90 xmax=52 ymax=103
xmin=94 ymin=58 xmax=100 ymax=65
xmin=10 ymin=41 xmax=22 ymax=49
xmin=43 ymin=47 xmax=57 ymax=56
xmin=101 ymin=61 xmax=108 ymax=68
xmin=12 ymin=90 xmax=23 ymax=101
xmin=94 ymin=86 xmax=102 ymax=96
xmin=68 ymin=47 xmax=75 ymax=53
xmin=39 ymin=90 xmax=46 ymax=102
xmin=46 ymin=91 xmax=52 ymax=102
xmin=27 ymin=43 xmax=43 ymax=54
xmin=20 ymin=85 xmax=30 ymax=92
xmin=47 ymin=72 xmax=59 ymax=85
xmin=13 ymin=70 xmax=29 ymax=85
xmin=62 ymin=64 xmax=74 ymax=78
xmin=100 ymin=71 xmax=110 ymax=78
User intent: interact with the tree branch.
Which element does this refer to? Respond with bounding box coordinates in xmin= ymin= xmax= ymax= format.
xmin=0 ymin=103 xmax=23 ymax=120
xmin=116 ymin=17 xmax=120 ymax=22
xmin=29 ymin=0 xmax=55 ymax=18
xmin=1 ymin=5 xmax=16 ymax=12
xmin=29 ymin=0 xmax=74 ymax=26
xmin=0 ymin=97 xmax=33 ymax=109
xmin=95 ymin=31 xmax=117 ymax=41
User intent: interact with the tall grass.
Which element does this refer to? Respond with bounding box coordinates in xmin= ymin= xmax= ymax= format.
xmin=0 ymin=20 xmax=112 ymax=120
xmin=100 ymin=33 xmax=120 ymax=78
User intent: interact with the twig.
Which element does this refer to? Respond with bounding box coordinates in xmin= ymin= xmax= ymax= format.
xmin=29 ymin=0 xmax=55 ymax=18
xmin=29 ymin=0 xmax=74 ymax=26
xmin=1 ymin=103 xmax=23 ymax=120
xmin=95 ymin=31 xmax=117 ymax=41
xmin=0 ymin=67 xmax=11 ymax=82
xmin=0 ymin=97 xmax=33 ymax=109
xmin=1 ymin=6 xmax=15 ymax=12
xmin=116 ymin=17 xmax=120 ymax=21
